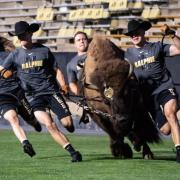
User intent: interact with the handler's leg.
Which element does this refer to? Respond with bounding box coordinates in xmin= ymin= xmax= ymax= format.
xmin=160 ymin=123 xmax=171 ymax=136
xmin=177 ymin=110 xmax=180 ymax=121
xmin=163 ymin=99 xmax=180 ymax=163
xmin=177 ymin=100 xmax=180 ymax=121
xmin=34 ymin=110 xmax=82 ymax=162
xmin=61 ymin=116 xmax=75 ymax=133
xmin=18 ymin=95 xmax=42 ymax=132
xmin=4 ymin=109 xmax=36 ymax=157
xmin=51 ymin=93 xmax=75 ymax=133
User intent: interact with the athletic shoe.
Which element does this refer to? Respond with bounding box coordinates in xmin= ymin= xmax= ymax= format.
xmin=176 ymin=150 xmax=180 ymax=163
xmin=23 ymin=141 xmax=36 ymax=157
xmin=71 ymin=151 xmax=82 ymax=162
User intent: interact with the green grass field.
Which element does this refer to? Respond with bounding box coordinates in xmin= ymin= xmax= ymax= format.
xmin=0 ymin=130 xmax=180 ymax=180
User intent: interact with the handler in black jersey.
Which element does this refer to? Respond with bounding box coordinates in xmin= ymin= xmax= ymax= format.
xmin=1 ymin=21 xmax=82 ymax=162
xmin=0 ymin=36 xmax=42 ymax=157
xmin=124 ymin=19 xmax=180 ymax=163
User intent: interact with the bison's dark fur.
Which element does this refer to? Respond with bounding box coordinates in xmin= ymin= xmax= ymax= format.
xmin=83 ymin=37 xmax=160 ymax=159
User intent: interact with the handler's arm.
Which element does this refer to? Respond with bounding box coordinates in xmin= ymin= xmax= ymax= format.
xmin=0 ymin=65 xmax=13 ymax=78
xmin=161 ymin=24 xmax=180 ymax=56
xmin=169 ymin=35 xmax=180 ymax=56
xmin=0 ymin=66 xmax=3 ymax=71
xmin=66 ymin=62 xmax=79 ymax=95
xmin=55 ymin=68 xmax=69 ymax=94
xmin=69 ymin=82 xmax=79 ymax=95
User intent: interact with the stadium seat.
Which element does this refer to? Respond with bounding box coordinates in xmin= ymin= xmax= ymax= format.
xmin=84 ymin=0 xmax=94 ymax=3
xmin=83 ymin=28 xmax=93 ymax=36
xmin=84 ymin=8 xmax=94 ymax=19
xmin=109 ymin=0 xmax=128 ymax=11
xmin=80 ymin=8 xmax=89 ymax=19
xmin=68 ymin=10 xmax=78 ymax=21
xmin=76 ymin=9 xmax=85 ymax=20
xmin=133 ymin=1 xmax=144 ymax=9
xmin=36 ymin=7 xmax=55 ymax=21
xmin=148 ymin=5 xmax=161 ymax=19
xmin=91 ymin=8 xmax=104 ymax=19
xmin=36 ymin=7 xmax=44 ymax=21
xmin=58 ymin=27 xmax=75 ymax=38
xmin=141 ymin=6 xmax=151 ymax=19
xmin=33 ymin=28 xmax=45 ymax=37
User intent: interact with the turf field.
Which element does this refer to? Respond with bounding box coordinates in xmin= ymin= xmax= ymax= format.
xmin=0 ymin=130 xmax=180 ymax=180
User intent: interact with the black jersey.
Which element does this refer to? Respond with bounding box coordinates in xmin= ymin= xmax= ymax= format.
xmin=0 ymin=51 xmax=19 ymax=95
xmin=3 ymin=43 xmax=59 ymax=96
xmin=125 ymin=41 xmax=174 ymax=95
xmin=67 ymin=54 xmax=87 ymax=83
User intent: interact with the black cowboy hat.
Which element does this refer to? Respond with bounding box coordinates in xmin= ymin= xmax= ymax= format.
xmin=8 ymin=21 xmax=40 ymax=36
xmin=123 ymin=19 xmax=152 ymax=36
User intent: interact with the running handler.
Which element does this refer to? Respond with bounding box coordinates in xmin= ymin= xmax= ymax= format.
xmin=1 ymin=21 xmax=82 ymax=162
xmin=0 ymin=36 xmax=41 ymax=157
xmin=124 ymin=19 xmax=180 ymax=163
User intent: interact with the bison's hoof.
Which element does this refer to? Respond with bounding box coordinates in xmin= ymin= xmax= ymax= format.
xmin=142 ymin=144 xmax=154 ymax=159
xmin=111 ymin=142 xmax=133 ymax=159
xmin=123 ymin=143 xmax=133 ymax=159
xmin=143 ymin=152 xmax=154 ymax=160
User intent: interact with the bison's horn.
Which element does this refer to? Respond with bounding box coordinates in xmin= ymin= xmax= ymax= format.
xmin=125 ymin=58 xmax=133 ymax=78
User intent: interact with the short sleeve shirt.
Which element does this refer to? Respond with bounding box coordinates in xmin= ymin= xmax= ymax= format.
xmin=0 ymin=51 xmax=20 ymax=95
xmin=3 ymin=43 xmax=59 ymax=96
xmin=125 ymin=42 xmax=174 ymax=95
xmin=67 ymin=54 xmax=87 ymax=83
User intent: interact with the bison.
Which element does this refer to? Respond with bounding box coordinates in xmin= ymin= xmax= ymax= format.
xmin=82 ymin=37 xmax=161 ymax=159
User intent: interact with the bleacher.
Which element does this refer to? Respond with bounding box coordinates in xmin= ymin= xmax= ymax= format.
xmin=0 ymin=0 xmax=179 ymax=52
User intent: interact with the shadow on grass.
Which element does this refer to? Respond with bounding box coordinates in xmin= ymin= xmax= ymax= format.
xmin=133 ymin=149 xmax=176 ymax=162
xmin=133 ymin=156 xmax=175 ymax=161
xmin=84 ymin=153 xmax=176 ymax=162
xmin=84 ymin=153 xmax=114 ymax=161
xmin=153 ymin=156 xmax=175 ymax=161
xmin=37 ymin=151 xmax=176 ymax=162
xmin=37 ymin=153 xmax=114 ymax=162
xmin=152 ymin=149 xmax=175 ymax=161
xmin=37 ymin=154 xmax=69 ymax=160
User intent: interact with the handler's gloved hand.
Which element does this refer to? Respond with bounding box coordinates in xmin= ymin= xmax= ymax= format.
xmin=0 ymin=69 xmax=13 ymax=78
xmin=160 ymin=24 xmax=176 ymax=37
xmin=61 ymin=84 xmax=69 ymax=95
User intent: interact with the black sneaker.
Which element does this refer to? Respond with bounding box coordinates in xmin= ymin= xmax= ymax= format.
xmin=176 ymin=146 xmax=180 ymax=163
xmin=176 ymin=151 xmax=180 ymax=163
xmin=71 ymin=151 xmax=82 ymax=162
xmin=23 ymin=141 xmax=36 ymax=157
